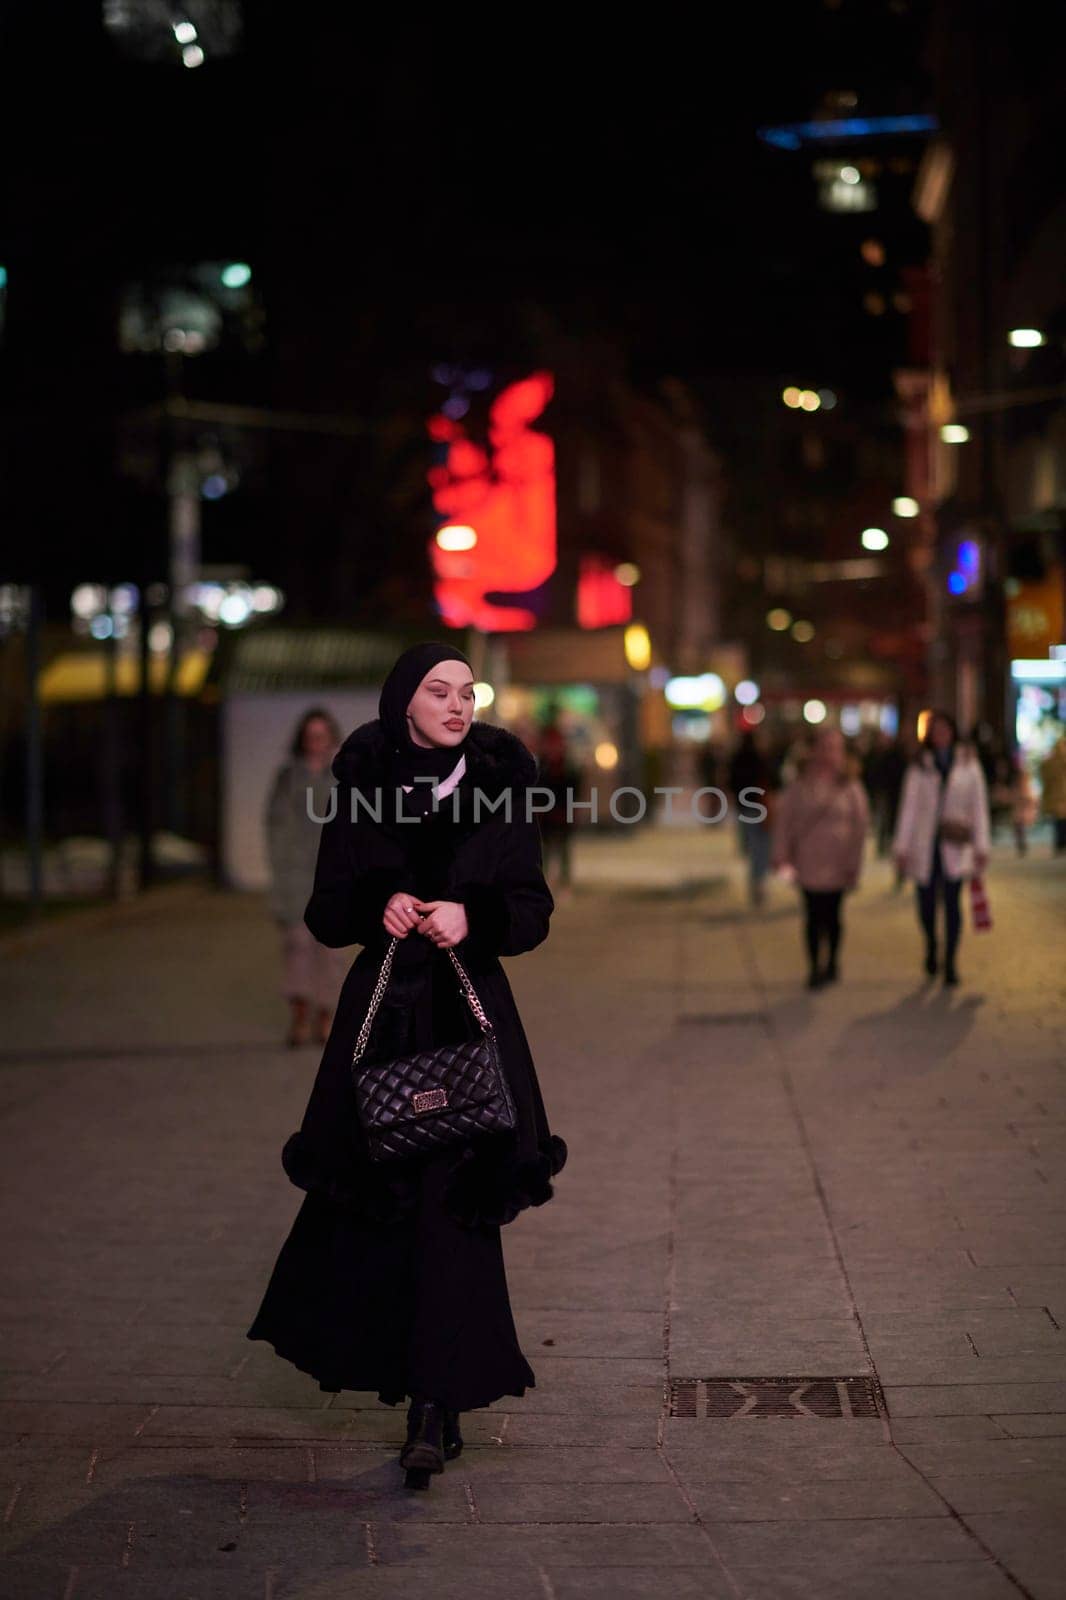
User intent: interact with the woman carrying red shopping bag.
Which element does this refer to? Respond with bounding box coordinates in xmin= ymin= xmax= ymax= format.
xmin=893 ymin=710 xmax=991 ymax=986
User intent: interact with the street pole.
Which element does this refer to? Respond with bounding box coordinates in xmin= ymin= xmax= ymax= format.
xmin=25 ymin=585 xmax=43 ymax=919
xmin=102 ymin=621 xmax=123 ymax=899
xmin=136 ymin=569 xmax=155 ymax=892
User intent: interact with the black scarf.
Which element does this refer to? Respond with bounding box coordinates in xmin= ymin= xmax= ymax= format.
xmin=378 ymin=640 xmax=473 ymax=813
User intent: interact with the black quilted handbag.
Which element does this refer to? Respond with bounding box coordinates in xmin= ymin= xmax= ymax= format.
xmin=350 ymin=935 xmax=518 ymax=1163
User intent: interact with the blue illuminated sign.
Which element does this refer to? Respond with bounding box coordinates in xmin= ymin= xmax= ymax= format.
xmin=758 ymin=115 xmax=940 ymax=151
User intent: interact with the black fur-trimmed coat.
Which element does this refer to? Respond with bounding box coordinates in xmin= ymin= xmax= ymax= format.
xmin=280 ymin=717 xmax=568 ymax=1229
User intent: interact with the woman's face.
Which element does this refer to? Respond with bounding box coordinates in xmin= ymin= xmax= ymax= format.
xmin=407 ymin=661 xmax=476 ymax=748
xmin=929 ymin=715 xmax=954 ymax=752
xmin=301 ymin=716 xmax=335 ymax=762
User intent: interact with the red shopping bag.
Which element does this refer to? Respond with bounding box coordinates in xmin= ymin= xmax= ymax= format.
xmin=969 ymin=875 xmax=992 ymax=932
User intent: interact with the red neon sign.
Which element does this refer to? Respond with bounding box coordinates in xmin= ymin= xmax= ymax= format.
xmin=428 ymin=372 xmax=557 ymax=631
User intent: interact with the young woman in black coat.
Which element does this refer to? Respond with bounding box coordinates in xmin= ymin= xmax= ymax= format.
xmin=247 ymin=642 xmax=567 ymax=1489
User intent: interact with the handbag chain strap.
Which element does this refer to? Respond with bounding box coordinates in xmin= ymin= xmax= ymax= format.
xmin=352 ymin=935 xmax=493 ymax=1066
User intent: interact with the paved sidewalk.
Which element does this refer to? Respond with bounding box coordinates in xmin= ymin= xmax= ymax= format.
xmin=1 ymin=829 xmax=1064 ymax=1599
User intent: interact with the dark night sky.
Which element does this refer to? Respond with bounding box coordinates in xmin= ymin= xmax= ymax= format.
xmin=2 ymin=0 xmax=935 ymax=605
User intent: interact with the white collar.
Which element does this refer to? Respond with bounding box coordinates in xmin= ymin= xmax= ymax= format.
xmin=401 ymin=752 xmax=466 ymax=798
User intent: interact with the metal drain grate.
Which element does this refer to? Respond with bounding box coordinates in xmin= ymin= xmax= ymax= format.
xmin=669 ymin=1376 xmax=886 ymax=1419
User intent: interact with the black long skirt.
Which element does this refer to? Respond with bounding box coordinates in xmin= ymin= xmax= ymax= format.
xmin=247 ymin=1141 xmax=535 ymax=1410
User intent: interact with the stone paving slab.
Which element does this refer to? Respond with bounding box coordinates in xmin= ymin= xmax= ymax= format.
xmin=885 ymin=1381 xmax=1066 ymax=1415
xmin=1 ymin=837 xmax=1064 ymax=1596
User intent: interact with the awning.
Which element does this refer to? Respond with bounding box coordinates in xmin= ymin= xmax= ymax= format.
xmin=39 ymin=650 xmax=211 ymax=703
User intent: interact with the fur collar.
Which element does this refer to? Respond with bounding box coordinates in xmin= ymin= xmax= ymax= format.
xmin=332 ymin=717 xmax=537 ymax=799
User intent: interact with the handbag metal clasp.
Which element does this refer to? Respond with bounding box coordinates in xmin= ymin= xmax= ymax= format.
xmin=411 ymin=1088 xmax=448 ymax=1114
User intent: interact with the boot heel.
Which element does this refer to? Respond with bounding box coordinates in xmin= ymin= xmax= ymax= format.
xmin=399 ymin=1398 xmax=445 ymax=1476
xmin=404 ymin=1467 xmax=431 ymax=1490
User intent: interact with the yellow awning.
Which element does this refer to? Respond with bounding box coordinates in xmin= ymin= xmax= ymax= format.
xmin=39 ymin=650 xmax=211 ymax=703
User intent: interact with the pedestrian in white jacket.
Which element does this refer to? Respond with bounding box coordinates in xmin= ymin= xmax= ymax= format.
xmin=893 ymin=711 xmax=990 ymax=986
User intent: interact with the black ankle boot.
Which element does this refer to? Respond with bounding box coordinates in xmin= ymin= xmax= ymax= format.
xmin=925 ymin=942 xmax=938 ymax=976
xmin=443 ymin=1408 xmax=463 ymax=1461
xmin=400 ymin=1398 xmax=445 ymax=1480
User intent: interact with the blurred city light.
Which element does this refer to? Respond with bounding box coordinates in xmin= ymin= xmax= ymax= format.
xmin=893 ymin=496 xmax=919 ymax=517
xmin=436 ymin=524 xmax=478 ymax=551
xmin=735 ymin=679 xmax=760 ymax=706
xmin=741 ymin=703 xmax=766 ymax=726
xmin=614 ymin=562 xmax=641 ymax=586
xmin=623 ymin=623 xmax=651 ymax=671
xmin=251 ymin=585 xmax=284 ymax=613
xmin=860 ymin=238 xmax=885 ymax=266
xmin=940 ymin=423 xmax=970 ymax=443
xmin=803 ymin=699 xmax=828 ymax=724
xmin=442 ymin=396 xmax=470 ymax=420
xmin=664 ymin=673 xmax=725 ymax=711
xmin=1012 ymin=659 xmax=1066 ymax=683
xmin=109 ymin=583 xmax=139 ymax=614
xmin=947 ymin=537 xmax=982 ymax=598
xmin=799 ymin=389 xmax=821 ymax=411
xmin=791 ymin=620 xmax=815 ymax=642
xmin=782 ymin=386 xmax=802 ymax=408
xmin=472 ymin=681 xmax=495 ymax=709
xmin=148 ymin=621 xmax=174 ymax=653
xmin=218 ymin=591 xmax=253 ymax=627
xmin=767 ymin=608 xmax=792 ymax=631
xmin=173 ymin=20 xmax=197 ymax=44
xmin=201 ymin=474 xmax=228 ymax=500
xmin=917 ymin=708 xmax=932 ymax=740
xmin=594 ymin=741 xmax=619 ymax=769
xmin=182 ymin=43 xmax=205 ymax=68
xmin=861 ymin=527 xmax=890 ymax=551
xmin=819 ymin=163 xmax=876 ymax=214
xmin=817 ymin=389 xmax=837 ymax=410
xmin=71 ymin=583 xmax=108 ymax=620
xmin=840 ymin=705 xmax=861 ymax=736
xmin=759 ymin=114 xmax=939 ymax=150
xmin=90 ymin=616 xmax=114 ymax=640
xmin=1008 ymin=328 xmax=1046 ymax=349
xmin=220 ymin=261 xmax=252 ymax=288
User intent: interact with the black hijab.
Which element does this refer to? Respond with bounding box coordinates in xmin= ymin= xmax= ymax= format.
xmin=378 ymin=641 xmax=474 ymax=809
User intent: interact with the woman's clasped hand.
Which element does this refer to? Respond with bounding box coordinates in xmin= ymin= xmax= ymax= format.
xmin=382 ymin=892 xmax=469 ymax=948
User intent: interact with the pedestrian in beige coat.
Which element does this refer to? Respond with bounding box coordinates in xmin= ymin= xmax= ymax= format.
xmin=266 ymin=708 xmax=350 ymax=1046
xmin=773 ymin=727 xmax=869 ymax=988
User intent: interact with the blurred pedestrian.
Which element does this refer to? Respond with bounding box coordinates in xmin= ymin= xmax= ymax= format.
xmin=728 ymin=729 xmax=774 ymax=907
xmin=863 ymin=731 xmax=907 ymax=863
xmin=1040 ymin=735 xmax=1066 ymax=854
xmin=248 ymin=642 xmax=566 ymax=1492
xmin=773 ymin=728 xmax=869 ymax=988
xmin=1004 ymin=755 xmax=1038 ymax=857
xmin=536 ymin=713 xmax=581 ymax=898
xmin=265 ymin=709 xmax=349 ymax=1047
xmin=893 ymin=711 xmax=990 ymax=986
